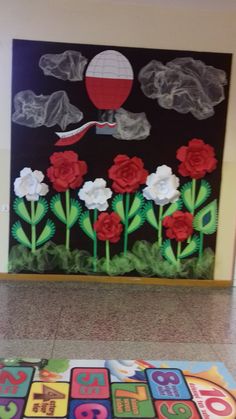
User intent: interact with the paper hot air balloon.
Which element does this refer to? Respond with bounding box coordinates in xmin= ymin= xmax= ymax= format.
xmin=55 ymin=50 xmax=134 ymax=146
xmin=85 ymin=50 xmax=134 ymax=110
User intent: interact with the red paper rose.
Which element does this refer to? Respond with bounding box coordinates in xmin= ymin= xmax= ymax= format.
xmin=94 ymin=212 xmax=123 ymax=243
xmin=177 ymin=138 xmax=217 ymax=179
xmin=108 ymin=154 xmax=148 ymax=193
xmin=47 ymin=151 xmax=87 ymax=192
xmin=163 ymin=211 xmax=193 ymax=242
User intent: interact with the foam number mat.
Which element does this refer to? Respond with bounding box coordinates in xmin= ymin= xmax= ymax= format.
xmin=0 ymin=359 xmax=235 ymax=418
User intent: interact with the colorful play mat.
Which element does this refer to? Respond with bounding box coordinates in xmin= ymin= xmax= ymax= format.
xmin=0 ymin=359 xmax=235 ymax=418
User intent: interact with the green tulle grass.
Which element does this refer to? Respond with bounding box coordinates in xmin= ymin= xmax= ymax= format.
xmin=8 ymin=241 xmax=215 ymax=279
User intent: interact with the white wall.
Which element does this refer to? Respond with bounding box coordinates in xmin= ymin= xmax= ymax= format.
xmin=0 ymin=0 xmax=236 ymax=279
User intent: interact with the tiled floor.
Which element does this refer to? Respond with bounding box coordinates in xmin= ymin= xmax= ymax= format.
xmin=0 ymin=281 xmax=235 ymax=379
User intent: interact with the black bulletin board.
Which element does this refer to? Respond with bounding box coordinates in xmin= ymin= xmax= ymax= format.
xmin=9 ymin=39 xmax=232 ymax=279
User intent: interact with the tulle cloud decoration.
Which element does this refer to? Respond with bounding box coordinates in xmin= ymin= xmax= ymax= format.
xmin=139 ymin=57 xmax=227 ymax=119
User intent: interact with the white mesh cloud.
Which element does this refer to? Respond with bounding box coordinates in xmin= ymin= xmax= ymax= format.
xmin=39 ymin=50 xmax=88 ymax=81
xmin=12 ymin=90 xmax=83 ymax=130
xmin=138 ymin=57 xmax=227 ymax=119
xmin=113 ymin=108 xmax=151 ymax=140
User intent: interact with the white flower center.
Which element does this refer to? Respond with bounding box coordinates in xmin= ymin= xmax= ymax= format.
xmin=157 ymin=179 xmax=168 ymax=193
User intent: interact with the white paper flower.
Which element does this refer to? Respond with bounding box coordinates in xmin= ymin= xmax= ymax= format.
xmin=78 ymin=178 xmax=112 ymax=211
xmin=14 ymin=167 xmax=49 ymax=201
xmin=143 ymin=165 xmax=180 ymax=206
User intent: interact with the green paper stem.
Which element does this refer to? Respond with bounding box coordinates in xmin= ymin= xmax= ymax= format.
xmin=65 ymin=189 xmax=70 ymax=251
xmin=177 ymin=241 xmax=182 ymax=272
xmin=106 ymin=240 xmax=110 ymax=273
xmin=187 ymin=178 xmax=196 ymax=244
xmin=31 ymin=201 xmax=36 ymax=253
xmin=93 ymin=208 xmax=98 ymax=272
xmin=158 ymin=205 xmax=163 ymax=246
xmin=191 ymin=178 xmax=196 ymax=214
xmin=199 ymin=231 xmax=204 ymax=259
xmin=124 ymin=193 xmax=130 ymax=255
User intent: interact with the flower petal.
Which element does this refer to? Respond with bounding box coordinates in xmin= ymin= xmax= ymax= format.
xmin=26 ymin=193 xmax=39 ymax=201
xmin=94 ymin=178 xmax=106 ymax=188
xmin=98 ymin=202 xmax=109 ymax=211
xmin=20 ymin=167 xmax=32 ymax=177
xmin=156 ymin=165 xmax=172 ymax=177
xmin=39 ymin=183 xmax=49 ymax=196
xmin=146 ymin=173 xmax=157 ymax=186
xmin=33 ymin=170 xmax=44 ymax=182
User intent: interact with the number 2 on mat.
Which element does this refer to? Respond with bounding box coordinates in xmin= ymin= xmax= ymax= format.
xmin=0 ymin=371 xmax=27 ymax=385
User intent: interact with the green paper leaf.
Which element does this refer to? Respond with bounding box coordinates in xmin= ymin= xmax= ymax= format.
xmin=11 ymin=221 xmax=31 ymax=248
xmin=128 ymin=192 xmax=144 ymax=218
xmin=36 ymin=219 xmax=55 ymax=247
xmin=45 ymin=359 xmax=69 ymax=373
xmin=33 ymin=197 xmax=48 ymax=225
xmin=112 ymin=194 xmax=125 ymax=222
xmin=127 ymin=212 xmax=145 ymax=234
xmin=195 ymin=180 xmax=211 ymax=209
xmin=179 ymin=235 xmax=199 ymax=258
xmin=79 ymin=211 xmax=95 ymax=239
xmin=193 ymin=200 xmax=218 ymax=234
xmin=162 ymin=199 xmax=183 ymax=218
xmin=50 ymin=194 xmax=66 ymax=224
xmin=180 ymin=182 xmax=192 ymax=212
xmin=13 ymin=198 xmax=31 ymax=224
xmin=67 ymin=199 xmax=82 ymax=228
xmin=144 ymin=202 xmax=158 ymax=230
xmin=162 ymin=240 xmax=177 ymax=265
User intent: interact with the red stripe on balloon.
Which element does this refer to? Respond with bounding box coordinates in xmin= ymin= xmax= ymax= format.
xmin=85 ymin=77 xmax=133 ymax=110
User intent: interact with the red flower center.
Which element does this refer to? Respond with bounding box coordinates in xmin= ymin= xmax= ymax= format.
xmin=109 ymin=154 xmax=148 ymax=193
xmin=47 ymin=151 xmax=87 ymax=192
xmin=94 ymin=212 xmax=123 ymax=243
xmin=177 ymin=139 xmax=217 ymax=179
